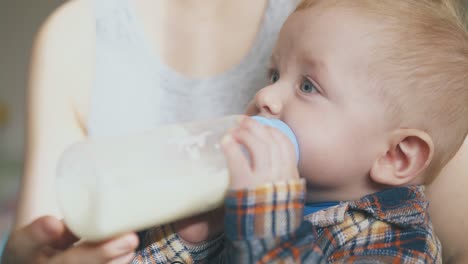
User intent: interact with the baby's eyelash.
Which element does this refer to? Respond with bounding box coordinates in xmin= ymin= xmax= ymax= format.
xmin=267 ymin=67 xmax=277 ymax=77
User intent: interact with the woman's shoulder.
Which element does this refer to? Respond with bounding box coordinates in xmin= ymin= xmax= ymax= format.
xmin=36 ymin=0 xmax=95 ymax=69
xmin=16 ymin=0 xmax=96 ymax=225
xmin=39 ymin=0 xmax=94 ymax=40
xmin=31 ymin=0 xmax=95 ymax=130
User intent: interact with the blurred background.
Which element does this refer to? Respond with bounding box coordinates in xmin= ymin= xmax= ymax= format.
xmin=0 ymin=0 xmax=66 ymax=238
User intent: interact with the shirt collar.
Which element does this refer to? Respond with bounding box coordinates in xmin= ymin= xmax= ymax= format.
xmin=305 ymin=186 xmax=429 ymax=228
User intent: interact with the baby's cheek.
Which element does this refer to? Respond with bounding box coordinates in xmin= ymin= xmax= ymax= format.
xmin=298 ymin=130 xmax=371 ymax=187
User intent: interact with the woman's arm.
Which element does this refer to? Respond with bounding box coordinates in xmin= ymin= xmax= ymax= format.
xmin=15 ymin=0 xmax=94 ymax=228
xmin=17 ymin=0 xmax=223 ymax=246
xmin=427 ymin=137 xmax=468 ymax=264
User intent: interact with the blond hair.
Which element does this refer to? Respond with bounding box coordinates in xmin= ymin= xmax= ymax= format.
xmin=297 ymin=0 xmax=468 ymax=181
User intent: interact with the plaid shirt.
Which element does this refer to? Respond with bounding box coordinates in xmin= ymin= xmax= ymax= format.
xmin=133 ymin=179 xmax=441 ymax=263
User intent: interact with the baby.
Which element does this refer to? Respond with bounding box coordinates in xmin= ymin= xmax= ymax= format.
xmin=219 ymin=0 xmax=468 ymax=263
xmin=134 ymin=0 xmax=468 ymax=263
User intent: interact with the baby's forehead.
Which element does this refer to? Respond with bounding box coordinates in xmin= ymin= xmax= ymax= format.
xmin=286 ymin=6 xmax=385 ymax=52
xmin=292 ymin=2 xmax=376 ymax=25
xmin=290 ymin=2 xmax=398 ymax=48
xmin=282 ymin=9 xmax=384 ymax=69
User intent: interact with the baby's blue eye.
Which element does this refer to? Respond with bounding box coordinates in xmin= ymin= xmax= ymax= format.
xmin=270 ymin=71 xmax=280 ymax=83
xmin=300 ymin=79 xmax=317 ymax=93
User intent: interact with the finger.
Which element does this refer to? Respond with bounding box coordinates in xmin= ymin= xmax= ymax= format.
xmin=234 ymin=120 xmax=271 ymax=173
xmin=54 ymin=233 xmax=139 ymax=264
xmin=175 ymin=207 xmax=225 ymax=244
xmin=108 ymin=252 xmax=135 ymax=264
xmin=13 ymin=216 xmax=71 ymax=253
xmin=221 ymin=133 xmax=251 ymax=189
xmin=265 ymin=126 xmax=283 ymax=177
xmin=50 ymin=224 xmax=79 ymax=250
xmin=244 ymin=117 xmax=279 ymax=159
xmin=269 ymin=126 xmax=296 ymax=162
xmin=239 ymin=117 xmax=270 ymax=142
xmin=269 ymin=127 xmax=299 ymax=180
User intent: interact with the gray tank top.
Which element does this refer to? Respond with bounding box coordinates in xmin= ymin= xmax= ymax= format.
xmin=89 ymin=0 xmax=297 ymax=138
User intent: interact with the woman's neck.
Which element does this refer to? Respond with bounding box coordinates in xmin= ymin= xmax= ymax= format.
xmin=133 ymin=0 xmax=268 ymax=77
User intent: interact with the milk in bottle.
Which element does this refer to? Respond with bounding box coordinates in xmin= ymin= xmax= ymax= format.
xmin=56 ymin=116 xmax=298 ymax=241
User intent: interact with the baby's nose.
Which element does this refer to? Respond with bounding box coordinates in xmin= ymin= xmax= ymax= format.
xmin=254 ymin=85 xmax=284 ymax=118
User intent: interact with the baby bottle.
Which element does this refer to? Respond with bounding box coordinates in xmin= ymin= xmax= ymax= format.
xmin=56 ymin=115 xmax=299 ymax=241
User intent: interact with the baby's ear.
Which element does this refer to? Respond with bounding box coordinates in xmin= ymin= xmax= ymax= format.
xmin=370 ymin=129 xmax=434 ymax=186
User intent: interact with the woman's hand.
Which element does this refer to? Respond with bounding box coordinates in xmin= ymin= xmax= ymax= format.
xmin=222 ymin=116 xmax=299 ymax=190
xmin=174 ymin=208 xmax=224 ymax=245
xmin=2 ymin=216 xmax=138 ymax=264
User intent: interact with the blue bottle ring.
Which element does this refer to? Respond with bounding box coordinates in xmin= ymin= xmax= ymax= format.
xmin=251 ymin=116 xmax=300 ymax=162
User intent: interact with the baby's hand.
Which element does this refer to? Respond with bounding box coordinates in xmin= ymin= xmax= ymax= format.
xmin=221 ymin=116 xmax=299 ymax=190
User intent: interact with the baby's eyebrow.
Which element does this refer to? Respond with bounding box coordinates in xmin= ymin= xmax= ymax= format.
xmin=302 ymin=55 xmax=330 ymax=83
xmin=302 ymin=56 xmax=326 ymax=72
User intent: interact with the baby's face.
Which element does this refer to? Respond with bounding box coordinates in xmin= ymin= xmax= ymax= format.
xmin=247 ymin=6 xmax=393 ymax=201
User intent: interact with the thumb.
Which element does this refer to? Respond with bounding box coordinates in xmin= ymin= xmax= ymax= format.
xmin=16 ymin=216 xmax=67 ymax=251
xmin=2 ymin=216 xmax=76 ymax=264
